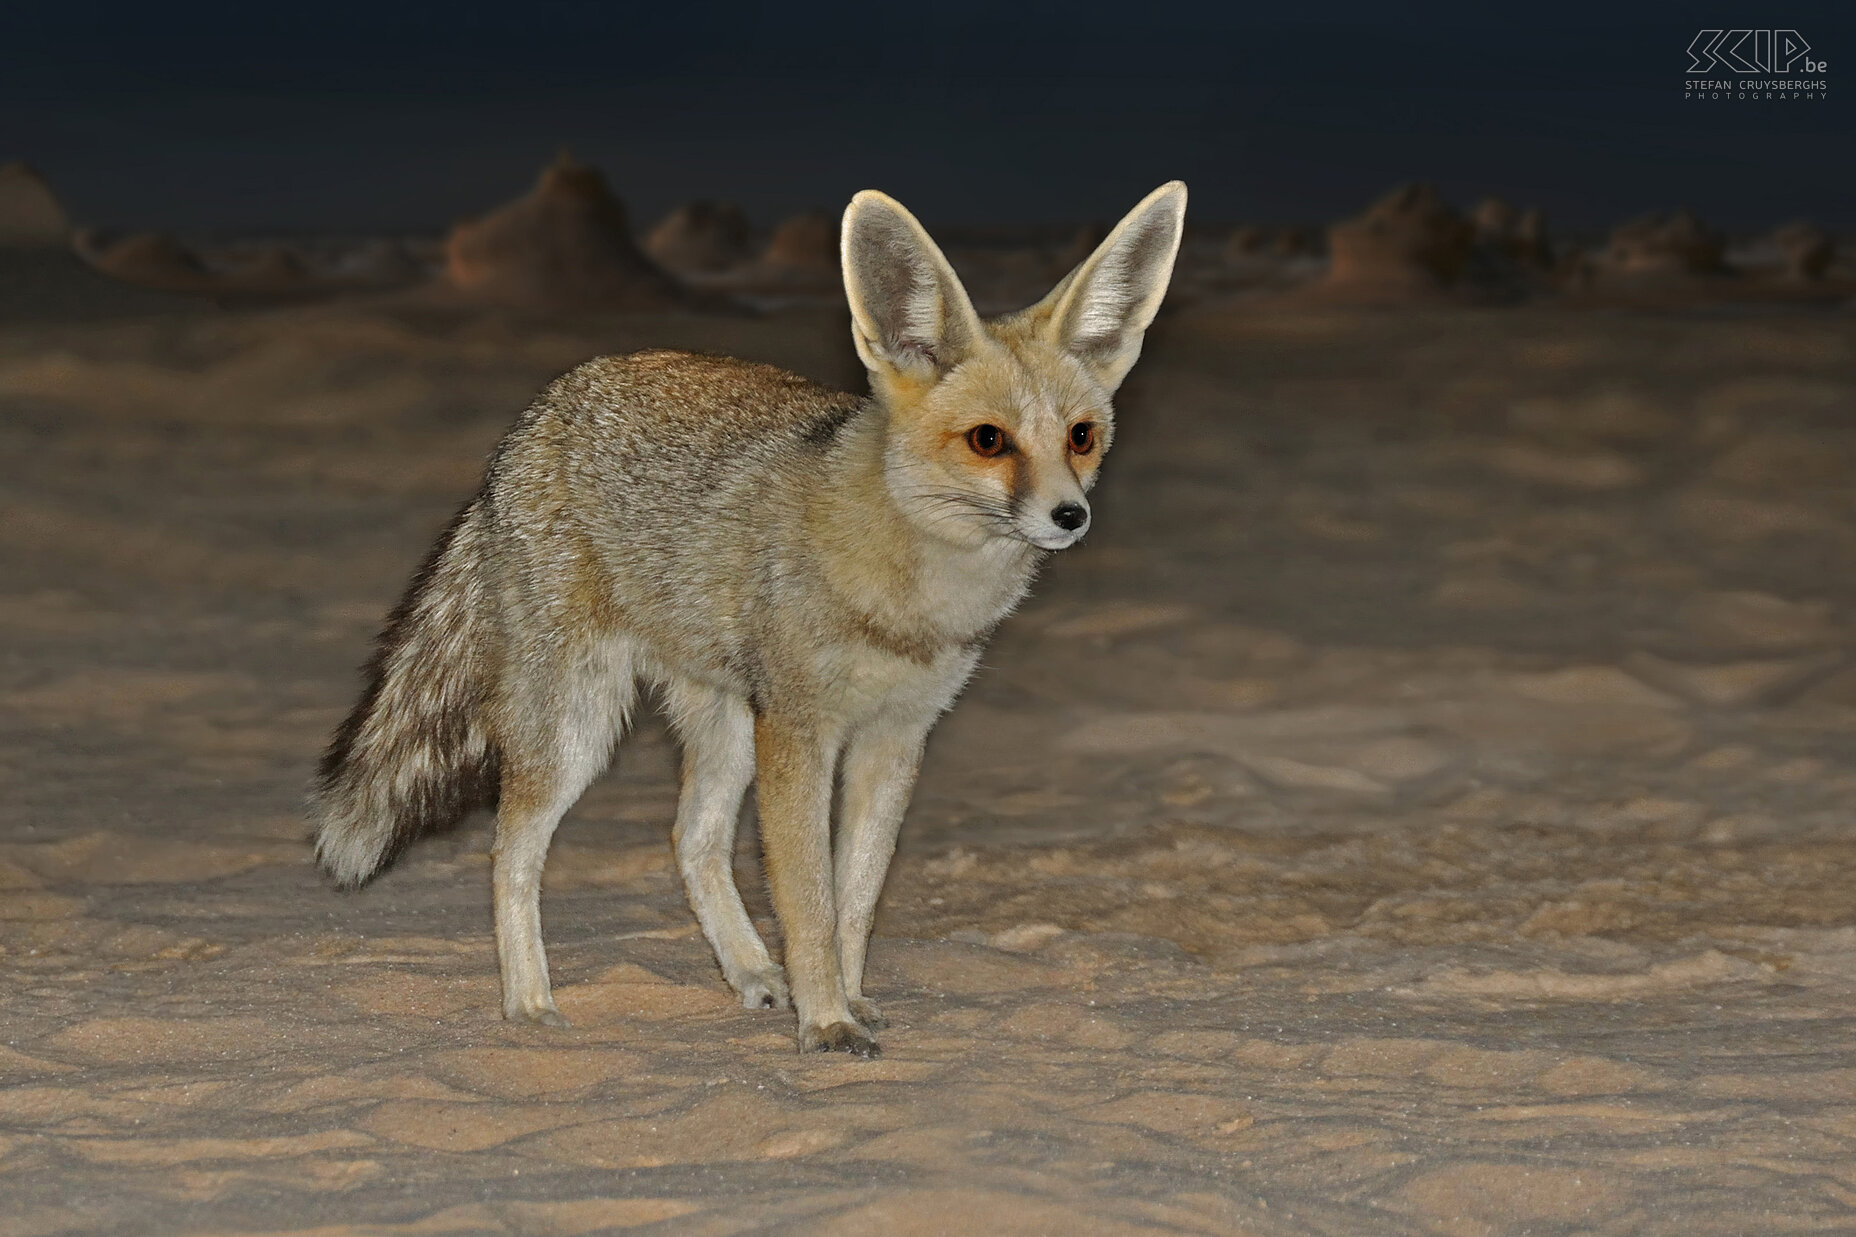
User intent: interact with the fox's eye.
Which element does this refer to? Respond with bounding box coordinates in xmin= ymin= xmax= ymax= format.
xmin=967 ymin=424 xmax=1007 ymax=457
xmin=1069 ymin=422 xmax=1097 ymax=454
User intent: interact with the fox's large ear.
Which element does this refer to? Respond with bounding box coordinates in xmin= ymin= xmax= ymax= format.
xmin=1036 ymin=181 xmax=1187 ymax=393
xmin=842 ymin=190 xmax=986 ymax=401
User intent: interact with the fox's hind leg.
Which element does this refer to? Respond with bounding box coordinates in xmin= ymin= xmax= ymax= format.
xmin=492 ymin=638 xmax=634 ymax=1026
xmin=663 ymin=678 xmax=789 ymax=1011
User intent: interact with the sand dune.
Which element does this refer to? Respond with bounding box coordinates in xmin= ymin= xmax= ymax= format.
xmin=2 ymin=295 xmax=1855 ymax=1233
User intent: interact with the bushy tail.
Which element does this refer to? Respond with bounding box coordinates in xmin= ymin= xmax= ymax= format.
xmin=311 ymin=504 xmax=501 ymax=887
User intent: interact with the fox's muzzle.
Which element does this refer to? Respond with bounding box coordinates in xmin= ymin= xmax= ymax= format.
xmin=1023 ymin=497 xmax=1090 ymax=549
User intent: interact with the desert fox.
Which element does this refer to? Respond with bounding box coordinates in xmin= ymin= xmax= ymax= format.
xmin=311 ymin=182 xmax=1187 ymax=1054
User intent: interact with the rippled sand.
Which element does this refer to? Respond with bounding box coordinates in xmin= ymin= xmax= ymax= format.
xmin=2 ymin=296 xmax=1854 ymax=1235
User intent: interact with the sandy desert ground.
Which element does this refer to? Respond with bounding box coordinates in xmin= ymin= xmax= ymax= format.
xmin=3 ymin=287 xmax=1856 ymax=1235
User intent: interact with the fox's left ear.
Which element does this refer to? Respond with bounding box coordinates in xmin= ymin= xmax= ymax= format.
xmin=1035 ymin=181 xmax=1187 ymax=393
xmin=842 ymin=190 xmax=986 ymax=404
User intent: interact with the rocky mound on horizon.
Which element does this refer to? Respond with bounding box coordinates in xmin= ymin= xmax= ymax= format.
xmin=445 ymin=155 xmax=684 ymax=309
xmin=1225 ymin=225 xmax=1321 ymax=261
xmin=1600 ymin=209 xmax=1725 ymax=280
xmin=1470 ymin=197 xmax=1551 ymax=268
xmin=744 ymin=210 xmax=839 ymax=288
xmin=0 ymin=163 xmax=69 ymax=248
xmin=77 ymin=230 xmax=426 ymax=298
xmin=79 ymin=230 xmax=213 ymax=292
xmin=1769 ymin=221 xmax=1835 ymax=282
xmin=645 ymin=200 xmax=753 ymax=274
xmin=0 ymin=169 xmax=207 ymax=320
xmin=1321 ymin=182 xmax=1474 ymax=298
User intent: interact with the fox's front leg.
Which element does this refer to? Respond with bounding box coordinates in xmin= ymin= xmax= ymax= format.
xmin=833 ymin=713 xmax=933 ymax=1031
xmin=753 ymin=713 xmax=872 ymax=1055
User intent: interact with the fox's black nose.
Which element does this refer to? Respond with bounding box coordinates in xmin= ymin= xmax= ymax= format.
xmin=1051 ymin=502 xmax=1089 ymax=532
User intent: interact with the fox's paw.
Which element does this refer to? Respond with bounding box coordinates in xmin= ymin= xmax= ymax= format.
xmin=505 ymin=1003 xmax=570 ymax=1029
xmin=800 ymin=1020 xmax=880 ymax=1058
xmin=848 ymin=996 xmax=888 ymax=1030
xmin=732 ymin=965 xmax=791 ymax=1011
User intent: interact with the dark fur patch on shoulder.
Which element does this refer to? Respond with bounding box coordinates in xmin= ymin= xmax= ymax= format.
xmin=797 ymin=401 xmax=860 ymax=447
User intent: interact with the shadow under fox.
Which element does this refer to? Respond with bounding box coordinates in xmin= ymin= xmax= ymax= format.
xmin=312 ymin=182 xmax=1187 ymax=1054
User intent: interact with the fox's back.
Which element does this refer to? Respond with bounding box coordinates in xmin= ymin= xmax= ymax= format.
xmin=489 ymin=348 xmax=862 ymax=531
xmin=479 ymin=350 xmax=873 ymax=678
xmin=499 ymin=349 xmax=857 ymax=489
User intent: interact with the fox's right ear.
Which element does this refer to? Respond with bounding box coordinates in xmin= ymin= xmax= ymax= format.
xmin=841 ymin=190 xmax=985 ymax=403
xmin=1033 ymin=181 xmax=1187 ymax=394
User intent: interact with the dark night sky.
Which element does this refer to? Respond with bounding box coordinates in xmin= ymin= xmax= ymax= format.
xmin=3 ymin=1 xmax=1851 ymax=236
